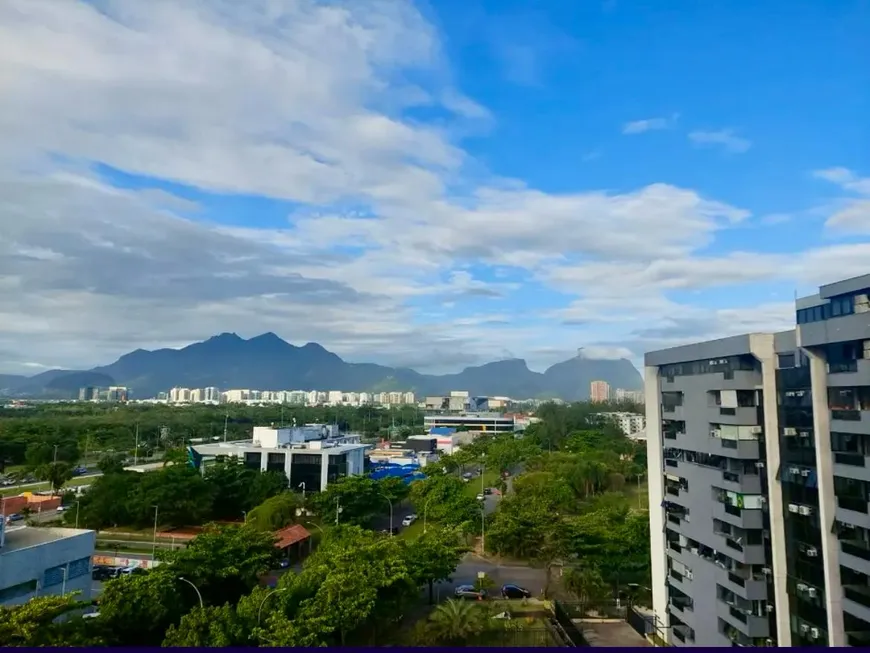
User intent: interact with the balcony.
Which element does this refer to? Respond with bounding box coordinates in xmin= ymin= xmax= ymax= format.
xmin=709 ymin=369 xmax=762 ymax=391
xmin=843 ymin=585 xmax=870 ymax=625
xmin=799 ymin=310 xmax=869 ymax=348
xmin=720 ymin=470 xmax=763 ymax=495
xmin=834 ymin=453 xmax=870 ymax=483
xmin=717 ymin=568 xmax=768 ymax=601
xmin=831 ymin=409 xmax=870 ymax=435
xmin=717 ymin=601 xmax=770 ymax=638
xmin=841 ymin=540 xmax=870 ymax=576
xmin=715 ymin=438 xmax=761 ymax=459
xmin=837 ymin=496 xmax=870 ymax=530
xmin=829 ymin=358 xmax=870 ymax=388
xmin=714 ymin=406 xmax=760 ymax=426
xmin=713 ymin=502 xmax=764 ymax=530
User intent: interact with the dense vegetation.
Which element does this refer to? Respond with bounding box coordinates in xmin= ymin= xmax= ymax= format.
xmin=0 ymin=403 xmax=424 ymax=471
xmin=0 ymin=524 xmax=466 ymax=647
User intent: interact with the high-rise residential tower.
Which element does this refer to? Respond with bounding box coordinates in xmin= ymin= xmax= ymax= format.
xmin=645 ymin=273 xmax=870 ymax=647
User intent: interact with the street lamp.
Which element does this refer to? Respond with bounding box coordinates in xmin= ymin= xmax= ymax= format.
xmin=305 ymin=521 xmax=325 ymax=555
xmin=379 ymin=493 xmax=394 ymax=537
xmin=334 ymin=497 xmax=343 ymax=526
xmin=257 ymin=588 xmax=287 ymax=625
xmin=298 ymin=481 xmax=306 ymax=501
xmin=423 ymin=495 xmax=435 ymax=534
xmin=178 ymin=577 xmax=204 ymax=608
xmin=151 ymin=505 xmax=159 ymax=556
xmin=74 ymin=500 xmax=81 ymax=529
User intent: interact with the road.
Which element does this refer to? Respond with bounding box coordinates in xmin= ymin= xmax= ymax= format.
xmin=1 ymin=472 xmax=103 ymax=493
xmin=434 ymin=553 xmax=547 ymax=600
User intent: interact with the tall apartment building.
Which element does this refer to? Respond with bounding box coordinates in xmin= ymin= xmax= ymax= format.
xmin=645 ymin=273 xmax=870 ymax=648
xmin=590 ymin=380 xmax=611 ymax=402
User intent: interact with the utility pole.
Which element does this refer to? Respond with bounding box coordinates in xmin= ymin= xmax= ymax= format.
xmin=134 ymin=423 xmax=140 ymax=465
xmin=335 ymin=497 xmax=341 ymax=526
xmin=53 ymin=445 xmax=58 ymax=464
xmin=223 ymin=413 xmax=229 ymax=442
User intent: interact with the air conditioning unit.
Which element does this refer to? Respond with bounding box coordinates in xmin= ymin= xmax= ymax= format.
xmin=710 ymin=429 xmax=721 ymax=438
xmin=790 ymin=467 xmax=801 ymax=475
xmin=800 ymin=624 xmax=810 ymax=634
xmin=755 ymin=461 xmax=765 ymax=469
xmin=766 ymin=603 xmax=775 ymax=613
xmin=799 ymin=505 xmax=813 ymax=516
xmin=749 ymin=426 xmax=763 ymax=435
xmin=784 ymin=427 xmax=797 ymax=436
xmin=762 ymin=567 xmax=772 ymax=575
xmin=806 ymin=547 xmax=819 ymax=557
xmin=788 ymin=503 xmax=800 ymax=513
xmin=797 ymin=583 xmax=808 ymax=592
xmin=810 ymin=627 xmax=820 ymax=639
xmin=808 ymin=587 xmax=818 ymax=598
xmin=799 ymin=431 xmax=810 ymax=438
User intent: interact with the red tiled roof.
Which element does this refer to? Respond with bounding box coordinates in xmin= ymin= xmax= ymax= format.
xmin=274 ymin=524 xmax=311 ymax=548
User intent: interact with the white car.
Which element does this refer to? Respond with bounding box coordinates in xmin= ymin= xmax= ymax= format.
xmin=476 ymin=493 xmax=485 ymax=501
xmin=56 ymin=505 xmax=67 ymax=512
xmin=401 ymin=514 xmax=417 ymax=527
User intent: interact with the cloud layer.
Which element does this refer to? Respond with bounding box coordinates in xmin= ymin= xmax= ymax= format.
xmin=0 ymin=0 xmax=867 ymax=377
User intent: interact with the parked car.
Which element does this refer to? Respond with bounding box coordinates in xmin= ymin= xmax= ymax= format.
xmin=5 ymin=513 xmax=23 ymax=524
xmin=501 ymin=584 xmax=532 ymax=599
xmin=462 ymin=472 xmax=473 ymax=480
xmin=401 ymin=514 xmax=417 ymax=527
xmin=454 ymin=584 xmax=487 ymax=601
xmin=56 ymin=505 xmax=67 ymax=512
xmin=119 ymin=566 xmax=146 ymax=576
xmin=380 ymin=527 xmax=400 ymax=536
xmin=72 ymin=466 xmax=89 ymax=477
xmin=92 ymin=566 xmax=114 ymax=581
xmin=483 ymin=488 xmax=493 ymax=495
xmin=475 ymin=493 xmax=485 ymax=501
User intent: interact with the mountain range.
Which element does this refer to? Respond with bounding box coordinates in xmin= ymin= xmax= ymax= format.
xmin=0 ymin=333 xmax=642 ymax=402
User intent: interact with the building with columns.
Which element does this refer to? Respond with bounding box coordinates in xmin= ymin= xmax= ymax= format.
xmin=644 ymin=273 xmax=870 ymax=648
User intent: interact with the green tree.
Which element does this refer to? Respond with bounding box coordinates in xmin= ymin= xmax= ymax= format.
xmin=0 ymin=594 xmax=102 ymax=646
xmin=128 ymin=465 xmax=215 ymax=528
xmin=204 ymin=458 xmax=286 ymax=521
xmin=419 ymin=598 xmax=486 ymax=645
xmin=97 ymin=453 xmax=126 ymax=475
xmin=64 ymin=471 xmax=140 ymax=529
xmin=404 ymin=527 xmax=467 ymax=604
xmin=564 ymin=566 xmax=609 ymax=605
xmin=247 ymin=491 xmax=301 ymax=531
xmin=35 ymin=461 xmax=74 ymax=495
xmin=98 ymin=570 xmax=186 ymax=646
xmin=307 ymin=475 xmax=385 ymax=527
xmin=409 ymin=474 xmax=480 ymax=532
xmin=157 ymin=523 xmax=280 ymax=606
xmin=162 ymin=604 xmax=247 ymax=647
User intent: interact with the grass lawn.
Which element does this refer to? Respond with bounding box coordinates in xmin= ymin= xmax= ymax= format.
xmin=462 ymin=470 xmax=500 ymax=500
xmin=624 ymin=479 xmax=649 ymax=512
xmin=398 ymin=518 xmax=426 ymax=540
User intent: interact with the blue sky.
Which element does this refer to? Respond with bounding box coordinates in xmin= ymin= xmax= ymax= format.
xmin=0 ymin=0 xmax=868 ymax=376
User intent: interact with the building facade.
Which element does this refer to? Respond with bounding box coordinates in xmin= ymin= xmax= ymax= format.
xmin=590 ymin=380 xmax=611 ymax=402
xmin=423 ymin=413 xmax=516 ymax=434
xmin=645 ymin=273 xmax=870 ymax=648
xmin=192 ymin=428 xmax=369 ymax=492
xmin=0 ymin=525 xmax=96 ymax=607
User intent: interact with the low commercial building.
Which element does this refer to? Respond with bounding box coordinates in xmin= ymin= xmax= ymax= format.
xmin=424 ymin=413 xmax=516 ymax=434
xmin=0 ymin=524 xmax=96 ymax=607
xmin=191 ymin=427 xmax=370 ymax=492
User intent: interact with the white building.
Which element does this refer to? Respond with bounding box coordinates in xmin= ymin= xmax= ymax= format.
xmin=193 ymin=427 xmax=370 ymax=492
xmin=0 ymin=524 xmax=96 ymax=607
xmin=615 ymin=388 xmax=645 ymax=403
xmin=598 ymin=411 xmax=646 ymax=437
xmin=327 ymin=391 xmax=343 ymax=405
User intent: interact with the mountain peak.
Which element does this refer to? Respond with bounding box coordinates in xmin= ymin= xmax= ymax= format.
xmin=248 ymin=332 xmax=286 ymax=345
xmin=207 ymin=332 xmax=243 ymax=343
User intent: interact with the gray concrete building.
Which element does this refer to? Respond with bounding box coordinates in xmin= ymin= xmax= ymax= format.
xmin=0 ymin=524 xmax=96 ymax=606
xmin=645 ymin=273 xmax=870 ymax=647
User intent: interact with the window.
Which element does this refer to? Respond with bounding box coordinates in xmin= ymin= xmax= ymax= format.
xmin=778 ymin=353 xmax=796 ymax=369
xmin=67 ymin=557 xmax=90 ymax=580
xmin=0 ymin=580 xmax=37 ymax=602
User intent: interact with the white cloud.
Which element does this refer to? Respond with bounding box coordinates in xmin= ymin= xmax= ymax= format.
xmin=688 ymin=129 xmax=752 ymax=153
xmin=0 ymin=0 xmax=867 ymax=378
xmin=813 ymin=167 xmax=870 ymax=234
xmin=622 ymin=114 xmax=678 ymax=134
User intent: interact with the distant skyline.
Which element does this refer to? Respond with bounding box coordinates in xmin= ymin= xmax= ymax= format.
xmin=1 ymin=0 xmax=868 ymax=376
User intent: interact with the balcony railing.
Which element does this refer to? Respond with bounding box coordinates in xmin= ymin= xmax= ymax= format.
xmin=724 ymin=503 xmax=742 ymax=517
xmin=842 ymin=540 xmax=870 ymax=561
xmin=833 ymin=409 xmax=862 ymax=421
xmin=729 ymin=606 xmax=748 ymax=623
xmin=726 ymin=537 xmax=744 ymax=552
xmin=724 ymin=471 xmax=740 ymax=483
xmin=667 ymin=486 xmax=681 ymax=497
xmin=835 ymin=452 xmax=866 ymax=467
xmin=721 ymin=407 xmax=737 ymax=416
xmin=666 ymin=459 xmax=679 ymax=468
xmin=665 ymin=431 xmax=677 ymax=440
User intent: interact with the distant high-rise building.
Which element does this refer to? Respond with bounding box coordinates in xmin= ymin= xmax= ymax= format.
xmin=590 ymin=380 xmax=611 ymax=402
xmin=78 ymin=386 xmax=97 ymax=401
xmin=615 ymin=388 xmax=645 ymax=404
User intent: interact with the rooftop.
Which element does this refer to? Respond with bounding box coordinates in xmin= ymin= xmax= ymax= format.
xmin=1 ymin=525 xmax=94 ymax=555
xmin=194 ymin=439 xmax=368 ymax=455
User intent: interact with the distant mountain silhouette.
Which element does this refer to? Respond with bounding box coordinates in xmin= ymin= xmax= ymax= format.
xmin=0 ymin=333 xmax=642 ymax=401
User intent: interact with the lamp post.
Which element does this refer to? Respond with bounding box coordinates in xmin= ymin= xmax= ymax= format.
xmin=423 ymin=495 xmax=435 ymax=534
xmin=242 ymin=511 xmax=247 ymax=523
xmin=178 ymin=577 xmax=204 ymax=608
xmin=74 ymin=500 xmax=81 ymax=529
xmin=257 ymin=588 xmax=287 ymax=625
xmin=334 ymin=497 xmax=342 ymax=526
xmin=61 ymin=565 xmax=68 ymax=596
xmin=379 ymin=493 xmax=394 ymax=536
xmin=298 ymin=482 xmax=306 ymax=502
xmin=305 ymin=521 xmax=324 ymax=555
xmin=152 ymin=505 xmax=159 ymax=556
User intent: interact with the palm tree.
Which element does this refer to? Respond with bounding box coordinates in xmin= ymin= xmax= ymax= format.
xmin=428 ymin=598 xmax=486 ymax=645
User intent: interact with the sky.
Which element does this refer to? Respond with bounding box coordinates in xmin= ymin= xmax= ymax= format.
xmin=0 ymin=0 xmax=869 ymax=376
